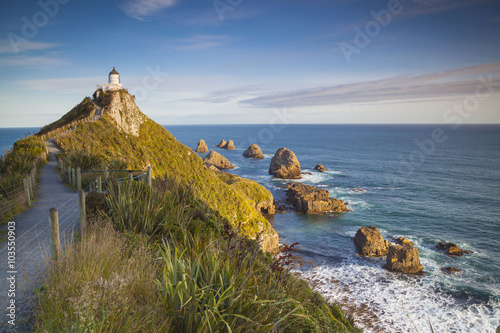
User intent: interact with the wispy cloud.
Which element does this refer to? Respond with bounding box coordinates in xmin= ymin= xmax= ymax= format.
xmin=0 ymin=40 xmax=58 ymax=54
xmin=400 ymin=0 xmax=492 ymax=18
xmin=0 ymin=55 xmax=70 ymax=67
xmin=174 ymin=35 xmax=230 ymax=50
xmin=239 ymin=63 xmax=500 ymax=108
xmin=119 ymin=0 xmax=176 ymax=20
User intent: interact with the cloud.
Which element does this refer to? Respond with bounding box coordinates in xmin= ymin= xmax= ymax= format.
xmin=400 ymin=0 xmax=492 ymax=18
xmin=119 ymin=0 xmax=176 ymax=20
xmin=239 ymin=63 xmax=500 ymax=108
xmin=0 ymin=40 xmax=57 ymax=54
xmin=174 ymin=35 xmax=230 ymax=50
xmin=0 ymin=55 xmax=70 ymax=67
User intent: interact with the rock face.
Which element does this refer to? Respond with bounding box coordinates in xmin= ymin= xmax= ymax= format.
xmin=104 ymin=90 xmax=147 ymax=136
xmin=269 ymin=148 xmax=301 ymax=179
xmin=222 ymin=140 xmax=235 ymax=150
xmin=435 ymin=242 xmax=473 ymax=256
xmin=286 ymin=183 xmax=348 ymax=215
xmin=394 ymin=236 xmax=414 ymax=246
xmin=203 ymin=150 xmax=234 ymax=170
xmin=243 ymin=144 xmax=264 ymax=159
xmin=315 ymin=164 xmax=327 ymax=172
xmin=384 ymin=244 xmax=423 ymax=274
xmin=216 ymin=140 xmax=227 ymax=148
xmin=354 ymin=226 xmax=390 ymax=257
xmin=441 ymin=267 xmax=462 ymax=274
xmin=195 ymin=139 xmax=208 ymax=153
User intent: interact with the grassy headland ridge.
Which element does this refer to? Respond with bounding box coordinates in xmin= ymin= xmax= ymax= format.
xmin=32 ymin=89 xmax=361 ymax=332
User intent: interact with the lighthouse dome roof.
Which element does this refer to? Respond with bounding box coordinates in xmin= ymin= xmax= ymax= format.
xmin=109 ymin=67 xmax=119 ymax=75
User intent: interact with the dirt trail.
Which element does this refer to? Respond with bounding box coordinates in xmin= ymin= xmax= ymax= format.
xmin=0 ymin=139 xmax=80 ymax=332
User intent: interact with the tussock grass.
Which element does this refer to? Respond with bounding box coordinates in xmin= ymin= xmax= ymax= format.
xmin=33 ymin=223 xmax=172 ymax=332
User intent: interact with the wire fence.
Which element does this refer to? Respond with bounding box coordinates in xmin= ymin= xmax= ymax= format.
xmin=0 ymin=150 xmax=49 ymax=225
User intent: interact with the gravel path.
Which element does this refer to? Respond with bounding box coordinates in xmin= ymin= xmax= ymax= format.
xmin=0 ymin=139 xmax=80 ymax=332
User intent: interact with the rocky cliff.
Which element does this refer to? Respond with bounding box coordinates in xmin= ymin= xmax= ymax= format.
xmin=55 ymin=89 xmax=279 ymax=253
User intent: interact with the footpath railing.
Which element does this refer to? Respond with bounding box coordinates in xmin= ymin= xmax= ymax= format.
xmin=56 ymin=160 xmax=152 ymax=192
xmin=0 ymin=148 xmax=49 ymax=224
xmin=38 ymin=110 xmax=97 ymax=141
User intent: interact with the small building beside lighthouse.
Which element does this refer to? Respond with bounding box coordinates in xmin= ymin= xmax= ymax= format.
xmin=98 ymin=67 xmax=123 ymax=92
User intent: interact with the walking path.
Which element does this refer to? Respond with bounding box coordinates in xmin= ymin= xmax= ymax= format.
xmin=0 ymin=139 xmax=80 ymax=332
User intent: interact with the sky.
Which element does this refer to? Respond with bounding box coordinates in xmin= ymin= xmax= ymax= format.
xmin=0 ymin=0 xmax=499 ymax=127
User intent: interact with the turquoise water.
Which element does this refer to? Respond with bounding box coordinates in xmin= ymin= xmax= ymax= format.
xmin=165 ymin=124 xmax=500 ymax=332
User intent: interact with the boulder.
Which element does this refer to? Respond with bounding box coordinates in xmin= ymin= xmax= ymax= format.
xmin=435 ymin=242 xmax=473 ymax=256
xmin=195 ymin=139 xmax=208 ymax=153
xmin=315 ymin=164 xmax=327 ymax=172
xmin=222 ymin=140 xmax=235 ymax=150
xmin=216 ymin=140 xmax=227 ymax=148
xmin=384 ymin=244 xmax=423 ymax=274
xmin=354 ymin=226 xmax=390 ymax=257
xmin=243 ymin=144 xmax=264 ymax=159
xmin=393 ymin=236 xmax=414 ymax=246
xmin=203 ymin=150 xmax=234 ymax=170
xmin=441 ymin=267 xmax=462 ymax=274
xmin=269 ymin=148 xmax=301 ymax=179
xmin=286 ymin=183 xmax=348 ymax=215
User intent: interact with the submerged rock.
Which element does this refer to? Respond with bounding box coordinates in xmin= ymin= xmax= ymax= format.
xmin=435 ymin=242 xmax=473 ymax=256
xmin=354 ymin=226 xmax=390 ymax=257
xmin=441 ymin=267 xmax=462 ymax=274
xmin=216 ymin=140 xmax=227 ymax=148
xmin=203 ymin=150 xmax=234 ymax=170
xmin=243 ymin=144 xmax=264 ymax=159
xmin=222 ymin=140 xmax=235 ymax=150
xmin=195 ymin=139 xmax=208 ymax=153
xmin=384 ymin=244 xmax=423 ymax=274
xmin=269 ymin=147 xmax=301 ymax=179
xmin=286 ymin=183 xmax=348 ymax=215
xmin=315 ymin=164 xmax=327 ymax=172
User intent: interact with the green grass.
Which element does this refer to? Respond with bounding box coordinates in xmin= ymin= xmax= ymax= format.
xmin=0 ymin=135 xmax=47 ymax=225
xmin=37 ymin=97 xmax=95 ymax=135
xmin=33 ymin=179 xmax=360 ymax=332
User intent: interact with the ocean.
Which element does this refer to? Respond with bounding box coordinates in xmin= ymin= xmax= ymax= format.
xmin=1 ymin=124 xmax=499 ymax=332
xmin=165 ymin=124 xmax=500 ymax=333
xmin=0 ymin=128 xmax=40 ymax=157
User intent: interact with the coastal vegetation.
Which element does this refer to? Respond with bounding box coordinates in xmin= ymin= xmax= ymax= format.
xmin=32 ymin=89 xmax=360 ymax=332
xmin=0 ymin=135 xmax=46 ymax=225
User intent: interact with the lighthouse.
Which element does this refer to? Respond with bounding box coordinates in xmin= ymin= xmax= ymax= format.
xmin=98 ymin=67 xmax=123 ymax=92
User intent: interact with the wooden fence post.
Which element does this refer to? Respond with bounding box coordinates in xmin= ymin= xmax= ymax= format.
xmin=90 ymin=181 xmax=95 ymax=192
xmin=104 ymin=166 xmax=108 ymax=180
xmin=77 ymin=167 xmax=81 ymax=191
xmin=79 ymin=190 xmax=86 ymax=234
xmin=97 ymin=176 xmax=102 ymax=193
xmin=49 ymin=208 xmax=61 ymax=261
xmin=23 ymin=177 xmax=31 ymax=207
xmin=147 ymin=166 xmax=152 ymax=187
xmin=129 ymin=173 xmax=133 ymax=181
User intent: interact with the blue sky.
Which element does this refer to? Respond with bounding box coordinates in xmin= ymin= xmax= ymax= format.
xmin=0 ymin=0 xmax=499 ymax=127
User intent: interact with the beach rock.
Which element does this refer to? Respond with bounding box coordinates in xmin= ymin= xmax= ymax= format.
xmin=301 ymin=172 xmax=312 ymax=175
xmin=203 ymin=150 xmax=234 ymax=170
xmin=269 ymin=148 xmax=301 ymax=179
xmin=441 ymin=267 xmax=462 ymax=274
xmin=393 ymin=236 xmax=414 ymax=246
xmin=384 ymin=244 xmax=423 ymax=274
xmin=195 ymin=139 xmax=208 ymax=153
xmin=243 ymin=144 xmax=264 ymax=159
xmin=350 ymin=188 xmax=366 ymax=193
xmin=223 ymin=140 xmax=235 ymax=150
xmin=315 ymin=164 xmax=327 ymax=172
xmin=216 ymin=140 xmax=227 ymax=148
xmin=354 ymin=226 xmax=390 ymax=257
xmin=286 ymin=183 xmax=348 ymax=215
xmin=435 ymin=242 xmax=473 ymax=256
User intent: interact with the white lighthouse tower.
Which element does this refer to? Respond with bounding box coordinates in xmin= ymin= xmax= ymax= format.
xmin=98 ymin=67 xmax=123 ymax=92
